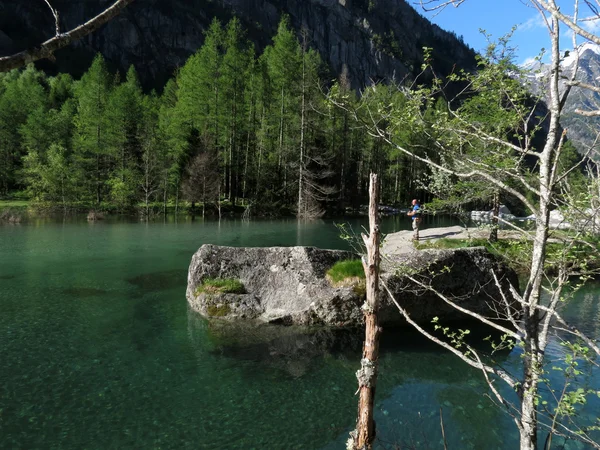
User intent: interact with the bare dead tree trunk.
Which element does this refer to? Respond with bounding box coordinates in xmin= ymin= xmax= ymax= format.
xmin=490 ymin=190 xmax=499 ymax=242
xmin=353 ymin=173 xmax=381 ymax=450
xmin=0 ymin=0 xmax=135 ymax=72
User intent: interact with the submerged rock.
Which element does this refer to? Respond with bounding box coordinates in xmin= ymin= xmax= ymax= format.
xmin=186 ymin=244 xmax=519 ymax=327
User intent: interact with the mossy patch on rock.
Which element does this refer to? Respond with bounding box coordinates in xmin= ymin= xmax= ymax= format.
xmin=326 ymin=259 xmax=365 ymax=285
xmin=195 ymin=278 xmax=245 ymax=295
xmin=352 ymin=281 xmax=367 ymax=299
xmin=206 ymin=303 xmax=232 ymax=317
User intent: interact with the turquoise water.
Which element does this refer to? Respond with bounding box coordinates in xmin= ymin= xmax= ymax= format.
xmin=1 ymin=216 xmax=599 ymax=449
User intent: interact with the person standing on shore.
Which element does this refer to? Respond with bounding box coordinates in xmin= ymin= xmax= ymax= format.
xmin=407 ymin=199 xmax=422 ymax=240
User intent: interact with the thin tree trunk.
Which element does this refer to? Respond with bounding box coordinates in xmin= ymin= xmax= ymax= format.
xmin=96 ymin=154 xmax=101 ymax=206
xmin=490 ymin=190 xmax=499 ymax=242
xmin=517 ymin=13 xmax=563 ymax=450
xmin=231 ymin=89 xmax=237 ymax=205
xmin=243 ymin=76 xmax=255 ymax=202
xmin=354 ymin=173 xmax=381 ymax=450
xmin=163 ymin=171 xmax=167 ymax=217
xmin=519 ymin=337 xmax=539 ymax=450
xmin=175 ymin=175 xmax=179 ymax=216
xmin=256 ymin=104 xmax=265 ymax=196
xmin=202 ymin=176 xmax=206 ymax=218
xmin=217 ymin=185 xmax=221 ymax=219
xmin=297 ymin=39 xmax=306 ymax=218
xmin=278 ymin=85 xmax=284 ymax=176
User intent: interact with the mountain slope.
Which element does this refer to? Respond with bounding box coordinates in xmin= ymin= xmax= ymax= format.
xmin=524 ymin=43 xmax=600 ymax=154
xmin=561 ymin=44 xmax=600 ymax=154
xmin=0 ymin=0 xmax=476 ymax=89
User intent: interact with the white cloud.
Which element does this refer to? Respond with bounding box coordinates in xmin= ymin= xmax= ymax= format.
xmin=521 ymin=56 xmax=538 ymax=67
xmin=517 ymin=14 xmax=545 ymax=32
xmin=582 ymin=18 xmax=600 ymax=34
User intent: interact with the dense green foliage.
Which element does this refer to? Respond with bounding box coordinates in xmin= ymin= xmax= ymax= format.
xmin=416 ymin=234 xmax=600 ymax=275
xmin=0 ymin=17 xmax=589 ymax=219
xmin=0 ymin=17 xmax=435 ymax=217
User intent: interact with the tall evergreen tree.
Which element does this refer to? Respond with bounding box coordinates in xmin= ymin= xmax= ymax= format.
xmin=221 ymin=17 xmax=253 ymax=203
xmin=0 ymin=65 xmax=48 ymax=195
xmin=72 ymin=54 xmax=114 ymax=205
xmin=158 ymin=78 xmax=187 ymax=213
xmin=262 ymin=16 xmax=303 ymax=203
xmin=106 ymin=65 xmax=144 ymax=210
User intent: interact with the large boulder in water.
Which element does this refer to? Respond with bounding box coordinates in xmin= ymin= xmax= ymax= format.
xmin=186 ymin=244 xmax=519 ymax=327
xmin=378 ymin=247 xmax=519 ymax=325
xmin=186 ymin=245 xmax=362 ymax=326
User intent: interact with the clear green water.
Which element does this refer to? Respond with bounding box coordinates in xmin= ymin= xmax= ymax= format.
xmin=0 ymin=216 xmax=598 ymax=449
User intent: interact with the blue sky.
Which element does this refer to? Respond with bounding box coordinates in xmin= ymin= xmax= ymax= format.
xmin=420 ymin=0 xmax=600 ymax=64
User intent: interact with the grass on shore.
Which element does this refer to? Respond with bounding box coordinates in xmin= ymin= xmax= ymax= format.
xmin=416 ymin=236 xmax=599 ymax=275
xmin=0 ymin=200 xmax=29 ymax=208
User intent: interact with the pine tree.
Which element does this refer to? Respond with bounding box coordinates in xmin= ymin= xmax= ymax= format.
xmin=158 ymin=78 xmax=187 ymax=214
xmin=262 ymin=16 xmax=303 ymax=204
xmin=174 ymin=19 xmax=226 ymax=208
xmin=0 ymin=65 xmax=48 ymax=195
xmin=221 ymin=18 xmax=253 ymax=203
xmin=106 ymin=65 xmax=144 ymax=210
xmin=72 ymin=54 xmax=114 ymax=205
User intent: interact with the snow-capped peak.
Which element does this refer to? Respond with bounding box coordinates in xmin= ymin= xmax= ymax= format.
xmin=562 ymin=42 xmax=600 ymax=67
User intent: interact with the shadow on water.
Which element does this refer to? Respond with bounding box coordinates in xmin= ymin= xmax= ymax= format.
xmin=187 ymin=306 xmax=511 ymax=381
xmin=125 ymin=269 xmax=187 ymax=294
xmin=0 ymin=274 xmax=17 ymax=280
xmin=186 ymin=309 xmax=518 ymax=449
xmin=62 ymin=287 xmax=107 ymax=298
xmin=187 ymin=309 xmax=363 ymax=378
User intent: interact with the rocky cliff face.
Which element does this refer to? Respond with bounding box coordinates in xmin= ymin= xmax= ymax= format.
xmin=0 ymin=0 xmax=476 ymax=89
xmin=524 ymin=43 xmax=600 ymax=154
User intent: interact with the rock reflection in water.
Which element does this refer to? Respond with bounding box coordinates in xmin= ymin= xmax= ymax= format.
xmin=187 ymin=307 xmax=362 ymax=378
xmin=126 ymin=269 xmax=187 ymax=293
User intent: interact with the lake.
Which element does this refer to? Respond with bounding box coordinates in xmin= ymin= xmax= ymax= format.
xmin=1 ymin=215 xmax=599 ymax=449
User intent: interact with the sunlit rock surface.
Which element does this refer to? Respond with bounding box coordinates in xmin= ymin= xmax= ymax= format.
xmin=186 ymin=241 xmax=519 ymax=327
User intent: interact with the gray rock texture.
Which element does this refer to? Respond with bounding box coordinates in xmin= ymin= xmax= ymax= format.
xmin=379 ymin=246 xmax=519 ymax=325
xmin=0 ymin=0 xmax=476 ymax=90
xmin=186 ymin=241 xmax=520 ymax=327
xmin=524 ymin=43 xmax=600 ymax=154
xmin=187 ymin=245 xmax=362 ymax=326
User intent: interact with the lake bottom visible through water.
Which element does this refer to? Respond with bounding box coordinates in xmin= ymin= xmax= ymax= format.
xmin=0 ymin=216 xmax=599 ymax=449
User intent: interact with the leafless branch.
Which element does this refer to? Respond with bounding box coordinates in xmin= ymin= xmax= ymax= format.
xmin=573 ymin=108 xmax=600 ymax=117
xmin=379 ymin=277 xmax=518 ymax=388
xmin=404 ymin=274 xmax=521 ymax=339
xmin=0 ymin=0 xmax=135 ymax=72
xmin=533 ymin=0 xmax=600 ymax=46
xmin=43 ymin=0 xmax=60 ymax=36
xmin=491 ymin=271 xmax=525 ymax=334
xmin=416 ymin=0 xmax=466 ymax=13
